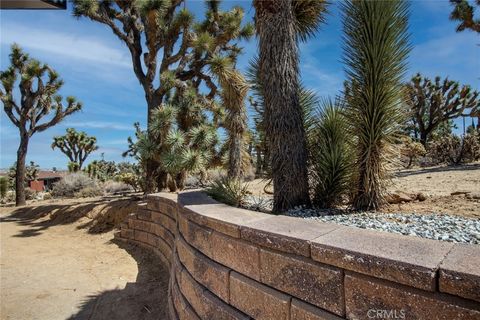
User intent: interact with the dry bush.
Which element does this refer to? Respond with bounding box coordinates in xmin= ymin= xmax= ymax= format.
xmin=51 ymin=173 xmax=98 ymax=198
xmin=103 ymin=180 xmax=132 ymax=194
xmin=25 ymin=187 xmax=37 ymax=200
xmin=74 ymin=185 xmax=104 ymax=198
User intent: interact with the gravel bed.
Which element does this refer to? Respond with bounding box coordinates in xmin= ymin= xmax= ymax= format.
xmin=244 ymin=196 xmax=480 ymax=244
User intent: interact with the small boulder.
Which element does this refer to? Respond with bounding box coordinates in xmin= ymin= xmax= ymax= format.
xmin=450 ymin=191 xmax=471 ymax=196
xmin=416 ymin=193 xmax=427 ymax=202
xmin=466 ymin=193 xmax=480 ymax=200
xmin=385 ymin=191 xmax=414 ymax=204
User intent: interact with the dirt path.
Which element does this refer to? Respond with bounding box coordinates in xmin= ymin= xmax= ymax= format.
xmin=0 ymin=201 xmax=169 ymax=320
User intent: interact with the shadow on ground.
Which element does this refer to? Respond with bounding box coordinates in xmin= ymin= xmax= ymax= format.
xmin=0 ymin=196 xmax=142 ymax=238
xmin=67 ymin=240 xmax=170 ymax=320
xmin=394 ymin=163 xmax=480 ymax=178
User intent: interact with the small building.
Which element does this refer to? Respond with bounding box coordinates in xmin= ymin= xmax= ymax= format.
xmin=28 ymin=171 xmax=65 ymax=192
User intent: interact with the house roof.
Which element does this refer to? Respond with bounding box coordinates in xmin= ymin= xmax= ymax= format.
xmin=36 ymin=171 xmax=65 ymax=180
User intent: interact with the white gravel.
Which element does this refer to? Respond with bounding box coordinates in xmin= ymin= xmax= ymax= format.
xmin=244 ymin=196 xmax=480 ymax=244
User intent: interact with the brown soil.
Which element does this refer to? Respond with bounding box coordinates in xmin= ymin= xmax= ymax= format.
xmin=247 ymin=163 xmax=480 ymax=218
xmin=0 ymin=196 xmax=169 ymax=320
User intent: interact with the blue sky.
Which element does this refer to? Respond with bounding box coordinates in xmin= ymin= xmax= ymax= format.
xmin=1 ymin=0 xmax=479 ymax=170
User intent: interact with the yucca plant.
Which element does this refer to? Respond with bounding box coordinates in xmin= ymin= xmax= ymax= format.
xmin=310 ymin=98 xmax=353 ymax=208
xmin=342 ymin=0 xmax=411 ymax=210
xmin=206 ymin=176 xmax=249 ymax=207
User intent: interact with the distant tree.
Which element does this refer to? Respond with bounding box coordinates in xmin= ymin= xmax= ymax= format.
xmin=400 ymin=136 xmax=426 ymax=168
xmin=85 ymin=160 xmax=117 ymax=182
xmin=450 ymin=0 xmax=480 ymax=33
xmin=0 ymin=177 xmax=8 ymax=200
xmin=52 ymin=128 xmax=98 ymax=170
xmin=405 ymin=73 xmax=480 ymax=146
xmin=253 ymin=0 xmax=328 ymax=212
xmin=0 ymin=44 xmax=81 ymax=206
xmin=342 ymin=0 xmax=411 ymax=210
xmin=26 ymin=161 xmax=39 ymax=181
xmin=72 ymin=0 xmax=253 ymax=193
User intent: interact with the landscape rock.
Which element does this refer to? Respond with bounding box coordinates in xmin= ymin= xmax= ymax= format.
xmin=385 ymin=191 xmax=415 ymax=204
xmin=450 ymin=191 xmax=471 ymax=196
xmin=416 ymin=193 xmax=427 ymax=201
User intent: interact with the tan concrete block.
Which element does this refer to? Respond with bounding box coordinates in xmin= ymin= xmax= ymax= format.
xmin=152 ymin=223 xmax=174 ymax=248
xmin=151 ymin=211 xmax=176 ymax=233
xmin=230 ymin=271 xmax=291 ymax=320
xmin=241 ymin=216 xmax=340 ymax=256
xmin=260 ymin=249 xmax=344 ymax=316
xmin=120 ymin=228 xmax=134 ymax=240
xmin=440 ymin=244 xmax=480 ymax=302
xmin=291 ymin=299 xmax=343 ymax=320
xmin=177 ymin=236 xmax=230 ymax=302
xmin=171 ymin=277 xmax=200 ymax=320
xmin=134 ymin=229 xmax=150 ymax=244
xmin=179 ymin=214 xmax=214 ymax=258
xmin=345 ymin=272 xmax=480 ymax=320
xmin=211 ymin=231 xmax=261 ymax=281
xmin=311 ymin=227 xmax=453 ymax=291
xmin=179 ymin=190 xmax=268 ymax=238
xmin=177 ymin=265 xmax=248 ymax=320
xmin=136 ymin=209 xmax=152 ymax=221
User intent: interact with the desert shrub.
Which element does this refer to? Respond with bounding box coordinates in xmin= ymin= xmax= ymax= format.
xmin=206 ymin=177 xmax=249 ymax=207
xmin=51 ymin=173 xmax=97 ymax=197
xmin=400 ymin=136 xmax=426 ymax=168
xmin=309 ymin=99 xmax=353 ymax=208
xmin=74 ymin=185 xmax=104 ymax=198
xmin=24 ymin=187 xmax=36 ymax=200
xmin=0 ymin=177 xmax=7 ymax=200
xmin=43 ymin=192 xmax=52 ymax=200
xmin=428 ymin=132 xmax=480 ymax=165
xmin=115 ymin=173 xmax=140 ymax=192
xmin=103 ymin=180 xmax=133 ymax=194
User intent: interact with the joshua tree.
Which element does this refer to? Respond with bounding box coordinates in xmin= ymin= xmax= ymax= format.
xmin=72 ymin=0 xmax=253 ymax=192
xmin=450 ymin=0 xmax=480 ymax=33
xmin=26 ymin=161 xmax=40 ymax=181
xmin=209 ymin=55 xmax=249 ymax=179
xmin=342 ymin=0 xmax=411 ymax=210
xmin=253 ymin=0 xmax=328 ymax=212
xmin=124 ymin=103 xmax=217 ymax=192
xmin=405 ymin=73 xmax=480 ymax=146
xmin=0 ymin=44 xmax=82 ymax=206
xmin=52 ymin=128 xmax=98 ymax=170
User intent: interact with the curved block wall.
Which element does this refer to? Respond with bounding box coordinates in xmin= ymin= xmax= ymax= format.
xmin=116 ymin=191 xmax=480 ymax=320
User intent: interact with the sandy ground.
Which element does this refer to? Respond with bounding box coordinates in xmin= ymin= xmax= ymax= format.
xmin=0 ymin=197 xmax=169 ymax=320
xmin=247 ymin=163 xmax=480 ymax=218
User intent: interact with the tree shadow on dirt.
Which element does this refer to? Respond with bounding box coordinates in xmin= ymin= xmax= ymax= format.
xmin=394 ymin=163 xmax=480 ymax=178
xmin=0 ymin=196 xmax=142 ymax=238
xmin=66 ymin=240 xmax=170 ymax=320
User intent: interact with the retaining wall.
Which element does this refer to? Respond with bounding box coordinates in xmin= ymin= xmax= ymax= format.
xmin=115 ymin=191 xmax=480 ymax=319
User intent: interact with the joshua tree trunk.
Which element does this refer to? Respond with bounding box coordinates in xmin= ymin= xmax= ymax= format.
xmin=228 ymin=131 xmax=243 ymax=179
xmin=420 ymin=129 xmax=429 ymax=147
xmin=175 ymin=171 xmax=187 ymax=190
xmin=254 ymin=0 xmax=311 ymax=213
xmin=15 ymin=133 xmax=29 ymax=206
xmin=146 ymin=94 xmax=166 ymax=192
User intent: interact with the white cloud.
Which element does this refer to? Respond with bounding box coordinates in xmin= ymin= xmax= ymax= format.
xmin=1 ymin=22 xmax=131 ymax=68
xmin=62 ymin=121 xmax=133 ymax=131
